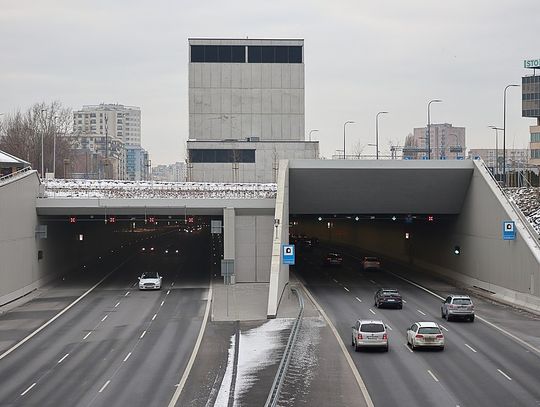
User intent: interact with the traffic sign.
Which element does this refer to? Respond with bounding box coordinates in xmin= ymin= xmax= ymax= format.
xmin=503 ymin=221 xmax=516 ymax=240
xmin=282 ymin=244 xmax=295 ymax=265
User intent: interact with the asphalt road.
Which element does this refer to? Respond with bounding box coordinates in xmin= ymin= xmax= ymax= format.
xmin=0 ymin=228 xmax=210 ymax=407
xmin=296 ymin=246 xmax=540 ymax=407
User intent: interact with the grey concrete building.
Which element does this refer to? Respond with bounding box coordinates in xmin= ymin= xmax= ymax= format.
xmin=523 ymin=59 xmax=540 ymax=165
xmin=186 ymin=38 xmax=318 ymax=183
xmin=407 ymin=123 xmax=466 ymax=160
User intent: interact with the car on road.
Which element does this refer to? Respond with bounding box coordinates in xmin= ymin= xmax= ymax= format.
xmin=138 ymin=271 xmax=162 ymax=290
xmin=362 ymin=256 xmax=381 ymax=270
xmin=374 ymin=288 xmax=403 ymax=309
xmin=406 ymin=322 xmax=444 ymax=350
xmin=351 ymin=319 xmax=389 ymax=351
xmin=441 ymin=295 xmax=475 ymax=321
xmin=323 ymin=252 xmax=343 ymax=267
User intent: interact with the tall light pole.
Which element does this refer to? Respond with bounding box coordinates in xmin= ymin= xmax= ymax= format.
xmin=53 ymin=115 xmax=58 ymax=178
xmin=503 ymin=84 xmax=520 ymax=186
xmin=40 ymin=109 xmax=47 ymax=178
xmin=489 ymin=126 xmax=503 ymax=177
xmin=343 ymin=120 xmax=355 ymax=159
xmin=308 ymin=129 xmax=319 ymax=141
xmin=427 ymin=100 xmax=442 ymax=160
xmin=375 ymin=111 xmax=388 ymax=160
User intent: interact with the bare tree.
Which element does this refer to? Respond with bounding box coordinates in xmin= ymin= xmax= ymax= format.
xmin=0 ymin=101 xmax=74 ymax=177
xmin=352 ymin=140 xmax=366 ymax=159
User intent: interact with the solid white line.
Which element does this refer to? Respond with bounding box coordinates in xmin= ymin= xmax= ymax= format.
xmin=417 ymin=309 xmax=426 ymax=316
xmin=114 ymin=302 xmax=120 ymax=308
xmin=101 ymin=315 xmax=108 ymax=322
xmin=140 ymin=330 xmax=146 ymax=339
xmin=83 ymin=332 xmax=92 ymax=340
xmin=123 ymin=352 xmax=132 ymax=362
xmin=166 ymin=290 xmax=170 ymax=295
xmin=344 ymin=287 xmax=350 ymax=292
xmin=369 ymin=280 xmax=376 ymax=284
xmin=465 ymin=343 xmax=477 ymax=353
xmin=355 ymin=297 xmax=362 ymax=303
xmin=404 ymin=343 xmax=413 ymax=353
xmin=98 ymin=380 xmax=111 ymax=393
xmin=386 ymin=324 xmax=393 ymax=331
xmin=125 ymin=291 xmax=130 ymax=297
xmin=369 ymin=309 xmax=376 ymax=315
xmin=497 ymin=369 xmax=512 ymax=381
xmin=0 ymin=262 xmax=126 ymax=361
xmin=167 ymin=283 xmax=214 ymax=407
xmin=402 ymin=300 xmax=407 ymax=304
xmin=152 ymin=314 xmax=157 ymax=321
xmin=427 ymin=370 xmax=439 ymax=382
xmin=57 ymin=353 xmax=69 ymax=364
xmin=298 ymin=283 xmax=374 ymax=407
xmin=20 ymin=383 xmax=36 ymax=396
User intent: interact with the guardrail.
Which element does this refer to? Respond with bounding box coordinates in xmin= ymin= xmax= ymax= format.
xmin=0 ymin=166 xmax=33 ymax=185
xmin=264 ymin=287 xmax=304 ymax=407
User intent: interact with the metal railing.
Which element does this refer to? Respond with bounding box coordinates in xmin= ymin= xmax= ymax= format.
xmin=0 ymin=166 xmax=34 ymax=186
xmin=264 ymin=287 xmax=304 ymax=407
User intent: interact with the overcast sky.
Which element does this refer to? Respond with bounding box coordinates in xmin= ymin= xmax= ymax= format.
xmin=1 ymin=0 xmax=539 ymax=164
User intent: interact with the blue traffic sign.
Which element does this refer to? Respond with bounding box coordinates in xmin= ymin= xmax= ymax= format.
xmin=502 ymin=221 xmax=516 ymax=240
xmin=282 ymin=244 xmax=295 ymax=265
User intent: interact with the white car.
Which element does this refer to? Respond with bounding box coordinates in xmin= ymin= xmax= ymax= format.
xmin=138 ymin=271 xmax=162 ymax=290
xmin=351 ymin=319 xmax=389 ymax=352
xmin=406 ymin=322 xmax=444 ymax=350
xmin=362 ymin=256 xmax=381 ymax=270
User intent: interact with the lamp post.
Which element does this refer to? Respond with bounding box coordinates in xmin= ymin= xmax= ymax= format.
xmin=53 ymin=115 xmax=58 ymax=178
xmin=375 ymin=111 xmax=388 ymax=160
xmin=427 ymin=100 xmax=442 ymax=160
xmin=308 ymin=129 xmax=319 ymax=141
xmin=503 ymin=84 xmax=520 ymax=186
xmin=343 ymin=120 xmax=355 ymax=159
xmin=489 ymin=126 xmax=503 ymax=177
xmin=40 ymin=109 xmax=47 ymax=178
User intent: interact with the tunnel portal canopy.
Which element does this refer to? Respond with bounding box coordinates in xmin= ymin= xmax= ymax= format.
xmin=288 ymin=159 xmax=475 ymax=215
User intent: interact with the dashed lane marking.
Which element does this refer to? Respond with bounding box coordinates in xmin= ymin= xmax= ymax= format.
xmin=83 ymin=332 xmax=92 ymax=340
xmin=140 ymin=330 xmax=146 ymax=339
xmin=402 ymin=300 xmax=407 ymax=304
xmin=369 ymin=280 xmax=376 ymax=284
xmin=417 ymin=309 xmax=426 ymax=316
xmin=440 ymin=325 xmax=449 ymax=332
xmin=497 ymin=369 xmax=512 ymax=381
xmin=114 ymin=302 xmax=120 ymax=308
xmin=57 ymin=353 xmax=69 ymax=364
xmin=369 ymin=309 xmax=376 ymax=315
xmin=332 ymin=278 xmax=339 ymax=283
xmin=125 ymin=291 xmax=130 ymax=297
xmin=152 ymin=314 xmax=157 ymax=321
xmin=355 ymin=297 xmax=362 ymax=303
xmin=464 ymin=344 xmax=477 ymax=353
xmin=166 ymin=290 xmax=170 ymax=295
xmin=427 ymin=370 xmax=439 ymax=382
xmin=20 ymin=383 xmax=36 ymax=396
xmin=123 ymin=352 xmax=132 ymax=362
xmin=404 ymin=343 xmax=413 ymax=353
xmin=386 ymin=324 xmax=393 ymax=331
xmin=344 ymin=287 xmax=350 ymax=292
xmin=101 ymin=315 xmax=108 ymax=322
xmin=98 ymin=380 xmax=111 ymax=393
xmin=160 ymin=300 xmax=165 ymax=307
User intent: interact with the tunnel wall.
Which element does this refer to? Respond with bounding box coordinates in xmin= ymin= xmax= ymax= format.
xmin=235 ymin=214 xmax=273 ymax=282
xmin=0 ymin=171 xmax=41 ymax=306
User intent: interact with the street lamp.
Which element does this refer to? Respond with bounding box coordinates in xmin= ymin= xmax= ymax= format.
xmin=489 ymin=126 xmax=503 ymax=177
xmin=503 ymin=84 xmax=520 ymax=186
xmin=343 ymin=120 xmax=355 ymax=159
xmin=53 ymin=115 xmax=58 ymax=178
xmin=427 ymin=100 xmax=442 ymax=160
xmin=40 ymin=109 xmax=47 ymax=178
xmin=308 ymin=129 xmax=319 ymax=141
xmin=375 ymin=111 xmax=388 ymax=160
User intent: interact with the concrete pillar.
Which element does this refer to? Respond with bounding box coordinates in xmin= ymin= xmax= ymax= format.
xmin=223 ymin=207 xmax=235 ymax=261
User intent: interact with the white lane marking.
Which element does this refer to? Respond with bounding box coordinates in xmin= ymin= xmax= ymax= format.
xmin=465 ymin=343 xmax=477 ymax=353
xmin=20 ymin=383 xmax=36 ymax=396
xmin=404 ymin=343 xmax=413 ymax=353
xmin=369 ymin=280 xmax=376 ymax=284
xmin=427 ymin=370 xmax=439 ymax=382
xmin=168 ymin=283 xmax=216 ymax=407
xmin=497 ymin=369 xmax=512 ymax=381
xmin=57 ymin=353 xmax=69 ymax=364
xmin=440 ymin=324 xmax=449 ymax=332
xmin=332 ymin=278 xmax=338 ymax=283
xmin=402 ymin=300 xmax=407 ymax=304
xmin=140 ymin=330 xmax=146 ymax=339
xmin=296 ymin=284 xmax=375 ymax=407
xmin=386 ymin=324 xmax=393 ymax=331
xmin=123 ymin=352 xmax=132 ymax=362
xmin=83 ymin=332 xmax=92 ymax=340
xmin=0 ymin=261 xmax=127 ymax=361
xmin=344 ymin=287 xmax=350 ymax=292
xmin=114 ymin=302 xmax=120 ymax=308
xmin=385 ymin=269 xmax=540 ymax=356
xmin=125 ymin=291 xmax=130 ymax=297
xmin=355 ymin=297 xmax=362 ymax=303
xmin=171 ymin=282 xmax=175 ymax=287
xmin=101 ymin=315 xmax=108 ymax=322
xmin=152 ymin=314 xmax=157 ymax=321
xmin=98 ymin=380 xmax=111 ymax=393
xmin=417 ymin=309 xmax=426 ymax=316
xmin=166 ymin=290 xmax=171 ymax=295
xmin=160 ymin=300 xmax=165 ymax=307
xmin=369 ymin=309 xmax=376 ymax=315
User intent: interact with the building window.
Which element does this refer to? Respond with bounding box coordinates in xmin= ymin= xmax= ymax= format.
xmin=190 ymin=45 xmax=246 ymax=63
xmin=247 ymin=45 xmax=302 ymax=63
xmin=531 ymin=149 xmax=540 ymax=159
xmin=189 ymin=149 xmax=255 ymax=163
xmin=531 ymin=133 xmax=540 ymax=143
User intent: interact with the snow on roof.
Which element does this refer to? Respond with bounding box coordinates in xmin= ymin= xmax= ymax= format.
xmin=42 ymin=178 xmax=277 ymax=199
xmin=0 ymin=150 xmax=29 ymax=165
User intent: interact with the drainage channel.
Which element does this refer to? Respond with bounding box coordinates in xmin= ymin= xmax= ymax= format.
xmin=264 ymin=287 xmax=305 ymax=407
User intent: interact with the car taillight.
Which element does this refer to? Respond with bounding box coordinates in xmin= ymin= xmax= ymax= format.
xmin=436 ymin=334 xmax=444 ymax=338
xmin=357 ymin=334 xmax=363 ymax=340
xmin=415 ymin=334 xmax=424 ymax=338
xmin=382 ymin=334 xmax=388 ymax=340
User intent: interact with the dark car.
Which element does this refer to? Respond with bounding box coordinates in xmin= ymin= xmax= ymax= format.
xmin=374 ymin=288 xmax=403 ymax=309
xmin=323 ymin=252 xmax=343 ymax=266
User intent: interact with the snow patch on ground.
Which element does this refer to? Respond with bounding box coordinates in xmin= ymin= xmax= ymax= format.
xmin=506 ymin=187 xmax=540 ymax=235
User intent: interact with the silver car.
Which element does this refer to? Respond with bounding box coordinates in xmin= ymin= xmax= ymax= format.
xmin=351 ymin=319 xmax=388 ymax=352
xmin=406 ymin=322 xmax=445 ymax=350
xmin=441 ymin=295 xmax=475 ymax=322
xmin=138 ymin=271 xmax=162 ymax=290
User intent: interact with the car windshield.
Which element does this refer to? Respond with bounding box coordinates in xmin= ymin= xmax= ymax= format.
xmin=141 ymin=272 xmax=158 ymax=279
xmin=365 ymin=257 xmax=378 ymax=261
xmin=453 ymin=298 xmax=471 ymax=305
xmin=328 ymin=253 xmax=340 ymax=258
xmin=360 ymin=323 xmax=385 ymax=333
xmin=418 ymin=327 xmax=441 ymax=335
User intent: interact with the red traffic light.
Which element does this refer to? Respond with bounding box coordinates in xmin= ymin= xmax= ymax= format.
xmin=69 ymin=216 xmax=76 ymax=224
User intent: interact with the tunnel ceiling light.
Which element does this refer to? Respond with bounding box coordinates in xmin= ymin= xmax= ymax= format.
xmin=405 ymin=232 xmax=410 ymax=239
xmin=355 ymin=216 xmax=359 ymax=221
xmin=392 ymin=216 xmax=397 ymax=221
xmin=318 ymin=217 xmax=322 ymax=221
xmin=454 ymin=246 xmax=461 ymax=255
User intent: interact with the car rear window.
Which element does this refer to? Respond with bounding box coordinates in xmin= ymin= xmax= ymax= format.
xmin=418 ymin=327 xmax=441 ymax=334
xmin=452 ymin=298 xmax=471 ymax=305
xmin=365 ymin=257 xmax=378 ymax=261
xmin=360 ymin=323 xmax=385 ymax=333
xmin=383 ymin=291 xmax=399 ymax=296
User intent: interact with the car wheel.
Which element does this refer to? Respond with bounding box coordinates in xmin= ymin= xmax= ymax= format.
xmin=439 ymin=346 xmax=445 ymax=351
xmin=447 ymin=313 xmax=452 ymax=322
xmin=470 ymin=315 xmax=475 ymax=322
xmin=352 ymin=335 xmax=355 ymax=347
xmin=374 ymin=301 xmax=378 ymax=307
xmin=441 ymin=308 xmax=445 ymax=318
xmin=411 ymin=340 xmax=416 ymax=350
xmin=398 ymin=304 xmax=403 ymax=309
xmin=354 ymin=343 xmax=359 ymax=352
xmin=384 ymin=345 xmax=389 ymax=352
